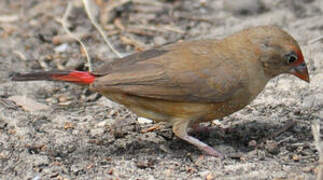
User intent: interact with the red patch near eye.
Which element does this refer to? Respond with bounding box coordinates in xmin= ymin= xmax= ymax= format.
xmin=292 ymin=47 xmax=305 ymax=66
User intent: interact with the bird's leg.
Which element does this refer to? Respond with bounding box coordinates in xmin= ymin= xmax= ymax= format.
xmin=172 ymin=118 xmax=224 ymax=159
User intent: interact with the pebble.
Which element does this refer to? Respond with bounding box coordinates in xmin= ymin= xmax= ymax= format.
xmin=54 ymin=43 xmax=69 ymax=53
xmin=248 ymin=140 xmax=257 ymax=147
xmin=199 ymin=170 xmax=211 ymax=177
xmin=292 ymin=154 xmax=300 ymax=161
xmin=32 ymin=175 xmax=41 ymax=180
xmin=154 ymin=36 xmax=167 ymax=46
xmin=138 ymin=117 xmax=153 ymax=124
xmin=90 ymin=128 xmax=105 ymax=137
xmin=96 ymin=121 xmax=108 ymax=127
xmin=265 ymin=140 xmax=279 ymax=154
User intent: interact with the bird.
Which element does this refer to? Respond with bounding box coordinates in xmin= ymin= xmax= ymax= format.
xmin=11 ymin=25 xmax=310 ymax=158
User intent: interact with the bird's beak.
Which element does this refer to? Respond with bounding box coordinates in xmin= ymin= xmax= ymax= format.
xmin=289 ymin=62 xmax=310 ymax=83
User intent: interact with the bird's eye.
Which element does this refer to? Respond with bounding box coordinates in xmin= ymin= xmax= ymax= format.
xmin=285 ymin=53 xmax=298 ymax=64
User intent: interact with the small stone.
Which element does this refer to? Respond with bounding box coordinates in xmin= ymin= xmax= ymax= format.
xmin=32 ymin=175 xmax=41 ymax=180
xmin=302 ymin=166 xmax=314 ymax=173
xmin=54 ymin=43 xmax=69 ymax=53
xmin=58 ymin=95 xmax=70 ymax=103
xmin=97 ymin=121 xmax=107 ymax=127
xmin=292 ymin=154 xmax=300 ymax=161
xmin=90 ymin=128 xmax=105 ymax=137
xmin=138 ymin=117 xmax=153 ymax=124
xmin=248 ymin=140 xmax=257 ymax=147
xmin=58 ymin=101 xmax=72 ymax=106
xmin=71 ymin=164 xmax=83 ymax=174
xmin=199 ymin=170 xmax=211 ymax=177
xmin=64 ymin=122 xmax=74 ymax=130
xmin=46 ymin=97 xmax=58 ymax=104
xmin=154 ymin=36 xmax=167 ymax=46
xmin=258 ymin=151 xmax=266 ymax=160
xmin=136 ymin=159 xmax=155 ymax=169
xmin=206 ymin=173 xmax=215 ymax=180
xmin=265 ymin=140 xmax=279 ymax=154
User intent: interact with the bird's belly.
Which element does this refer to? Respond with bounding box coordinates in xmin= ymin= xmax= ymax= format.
xmin=100 ymin=92 xmax=250 ymax=124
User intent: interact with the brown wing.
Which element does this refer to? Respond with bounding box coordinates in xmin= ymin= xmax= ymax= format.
xmin=91 ymin=40 xmax=246 ymax=103
xmin=93 ymin=48 xmax=169 ymax=75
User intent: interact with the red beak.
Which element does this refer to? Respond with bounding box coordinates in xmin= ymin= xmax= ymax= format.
xmin=289 ymin=62 xmax=310 ymax=83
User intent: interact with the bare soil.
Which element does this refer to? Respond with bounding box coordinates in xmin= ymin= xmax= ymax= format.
xmin=0 ymin=0 xmax=322 ymax=179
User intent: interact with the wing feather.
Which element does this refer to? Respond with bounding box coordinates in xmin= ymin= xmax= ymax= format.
xmin=91 ymin=40 xmax=246 ymax=103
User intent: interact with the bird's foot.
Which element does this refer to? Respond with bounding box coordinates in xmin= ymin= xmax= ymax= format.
xmin=172 ymin=118 xmax=224 ymax=159
xmin=201 ymin=145 xmax=224 ymax=159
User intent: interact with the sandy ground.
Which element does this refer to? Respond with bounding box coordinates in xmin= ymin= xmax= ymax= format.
xmin=0 ymin=0 xmax=322 ymax=179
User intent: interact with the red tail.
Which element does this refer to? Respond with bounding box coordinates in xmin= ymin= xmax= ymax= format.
xmin=11 ymin=70 xmax=95 ymax=84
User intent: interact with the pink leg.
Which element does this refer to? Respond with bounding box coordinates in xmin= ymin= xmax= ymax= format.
xmin=172 ymin=119 xmax=224 ymax=159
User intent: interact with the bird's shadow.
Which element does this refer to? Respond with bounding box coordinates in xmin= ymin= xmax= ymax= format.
xmin=169 ymin=120 xmax=313 ymax=158
xmin=67 ymin=119 xmax=312 ymax=160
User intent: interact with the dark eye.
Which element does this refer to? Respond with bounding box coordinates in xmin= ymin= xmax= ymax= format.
xmin=285 ymin=53 xmax=298 ymax=64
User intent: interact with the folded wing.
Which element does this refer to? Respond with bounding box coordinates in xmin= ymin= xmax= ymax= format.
xmin=91 ymin=41 xmax=245 ymax=103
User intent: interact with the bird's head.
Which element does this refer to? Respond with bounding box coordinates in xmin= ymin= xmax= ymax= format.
xmin=247 ymin=26 xmax=310 ymax=83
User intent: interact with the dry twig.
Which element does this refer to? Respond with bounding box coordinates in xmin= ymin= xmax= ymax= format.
xmin=128 ymin=24 xmax=185 ymax=34
xmin=120 ymin=35 xmax=147 ymax=51
xmin=56 ymin=2 xmax=93 ymax=72
xmin=82 ymin=0 xmax=123 ymax=58
xmin=141 ymin=125 xmax=161 ymax=133
xmin=100 ymin=0 xmax=131 ymax=25
xmin=309 ymin=36 xmax=323 ymax=44
xmin=132 ymin=0 xmax=163 ymax=6
xmin=52 ymin=32 xmax=91 ymax=45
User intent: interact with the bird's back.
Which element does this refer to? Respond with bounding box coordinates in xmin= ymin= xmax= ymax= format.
xmin=90 ymin=38 xmax=266 ymax=122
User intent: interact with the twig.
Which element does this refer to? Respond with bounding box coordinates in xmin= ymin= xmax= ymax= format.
xmin=0 ymin=98 xmax=19 ymax=110
xmin=114 ymin=18 xmax=126 ymax=32
xmin=308 ymin=35 xmax=323 ymax=44
xmin=141 ymin=125 xmax=161 ymax=133
xmin=312 ymin=120 xmax=323 ymax=180
xmin=174 ymin=13 xmax=214 ymax=24
xmin=100 ymin=0 xmax=131 ymax=25
xmin=13 ymin=51 xmax=26 ymax=61
xmin=82 ymin=0 xmax=122 ymax=58
xmin=56 ymin=2 xmax=93 ymax=72
xmin=52 ymin=32 xmax=90 ymax=45
xmin=260 ymin=120 xmax=296 ymax=143
xmin=132 ymin=0 xmax=163 ymax=6
xmin=120 ymin=34 xmax=147 ymax=51
xmin=128 ymin=24 xmax=185 ymax=34
xmin=126 ymin=28 xmax=156 ymax=36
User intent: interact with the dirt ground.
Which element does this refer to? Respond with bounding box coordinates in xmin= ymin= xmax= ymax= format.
xmin=0 ymin=0 xmax=322 ymax=179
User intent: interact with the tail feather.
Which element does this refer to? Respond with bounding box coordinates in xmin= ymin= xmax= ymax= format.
xmin=11 ymin=70 xmax=95 ymax=84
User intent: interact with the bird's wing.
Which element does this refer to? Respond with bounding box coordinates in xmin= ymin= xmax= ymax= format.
xmin=91 ymin=40 xmax=247 ymax=103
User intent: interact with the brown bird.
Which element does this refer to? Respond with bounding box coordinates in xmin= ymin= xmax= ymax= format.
xmin=11 ymin=25 xmax=309 ymax=158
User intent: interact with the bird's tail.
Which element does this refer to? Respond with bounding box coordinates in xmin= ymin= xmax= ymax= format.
xmin=10 ymin=70 xmax=96 ymax=84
